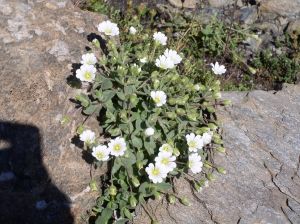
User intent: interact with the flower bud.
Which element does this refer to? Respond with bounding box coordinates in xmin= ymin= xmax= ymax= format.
xmin=206 ymin=173 xmax=215 ymax=181
xmin=131 ymin=176 xmax=140 ymax=187
xmin=187 ymin=112 xmax=198 ymax=121
xmin=167 ymin=112 xmax=177 ymax=119
xmin=111 ymin=57 xmax=117 ymax=65
xmin=191 ymin=84 xmax=200 ymax=91
xmin=207 ymin=106 xmax=215 ymax=113
xmin=154 ymin=108 xmax=161 ymax=115
xmin=154 ymin=191 xmax=162 ymax=200
xmin=222 ymin=100 xmax=231 ymax=105
xmin=202 ymin=101 xmax=210 ymax=107
xmin=201 ymin=127 xmax=210 ymax=133
xmin=117 ymin=65 xmax=126 ymax=75
xmin=152 ymin=221 xmax=159 ymax=224
xmin=212 ymin=92 xmax=221 ymax=99
xmin=177 ymin=99 xmax=186 ymax=105
xmin=168 ymin=194 xmax=176 ymax=204
xmin=181 ymin=198 xmax=190 ymax=206
xmin=184 ymin=59 xmax=190 ymax=67
xmin=212 ymin=133 xmax=220 ymax=139
xmin=90 ymin=179 xmax=98 ymax=191
xmin=216 ymin=146 xmax=225 ymax=153
xmin=145 ymin=127 xmax=155 ymax=137
xmin=168 ymin=98 xmax=177 ymax=105
xmin=181 ymin=77 xmax=189 ymax=84
xmin=136 ymin=160 xmax=143 ymax=170
xmin=195 ymin=129 xmax=203 ymax=135
xmin=151 ymin=71 xmax=159 ymax=78
xmin=172 ymin=148 xmax=180 ymax=156
xmin=124 ymin=150 xmax=129 ymax=158
xmin=109 ymin=185 xmax=117 ymax=196
xmin=120 ymin=110 xmax=127 ymax=118
xmin=92 ymin=39 xmax=100 ymax=48
xmin=77 ymin=125 xmax=85 ymax=135
xmin=217 ymin=167 xmax=226 ymax=174
xmin=214 ymin=138 xmax=223 ymax=144
xmin=248 ymin=66 xmax=257 ymax=74
xmin=199 ymin=84 xmax=206 ymax=91
xmin=200 ymin=179 xmax=209 ymax=187
xmin=153 ymin=79 xmax=160 ymax=90
xmin=203 ymin=162 xmax=212 ymax=168
xmin=193 ymin=182 xmax=202 ymax=193
xmin=184 ymin=94 xmax=190 ymax=101
xmin=167 ymin=139 xmax=174 ymax=147
xmin=95 ymin=90 xmax=103 ymax=100
xmin=130 ymin=94 xmax=138 ymax=104
xmin=60 ymin=116 xmax=69 ymax=124
xmin=215 ymin=120 xmax=223 ymax=126
xmin=171 ymin=74 xmax=179 ymax=81
xmin=130 ymin=196 xmax=137 ymax=207
xmin=176 ymin=108 xmax=186 ymax=115
xmin=207 ymin=123 xmax=217 ymax=130
xmin=108 ymin=128 xmax=120 ymax=135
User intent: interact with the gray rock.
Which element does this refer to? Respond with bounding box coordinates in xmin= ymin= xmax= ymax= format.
xmin=133 ymin=84 xmax=300 ymax=223
xmin=239 ymin=6 xmax=258 ymax=24
xmin=259 ymin=0 xmax=300 ymax=19
xmin=0 ymin=0 xmax=108 ymax=223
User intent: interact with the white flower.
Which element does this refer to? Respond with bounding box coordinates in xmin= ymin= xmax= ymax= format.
xmin=202 ymin=132 xmax=212 ymax=145
xmin=145 ymin=127 xmax=155 ymax=137
xmin=188 ymin=153 xmax=203 ymax=174
xmin=98 ymin=20 xmax=119 ymax=36
xmin=150 ymin=91 xmax=167 ymax=107
xmin=159 ymin=143 xmax=173 ymax=154
xmin=163 ymin=49 xmax=182 ymax=64
xmin=153 ymin=32 xmax=167 ymax=45
xmin=186 ymin=133 xmax=203 ymax=152
xmin=79 ymin=130 xmax=96 ymax=145
xmin=155 ymin=55 xmax=174 ymax=69
xmin=108 ymin=137 xmax=127 ymax=157
xmin=129 ymin=26 xmax=137 ymax=34
xmin=139 ymin=57 xmax=147 ymax=63
xmin=194 ymin=84 xmax=200 ymax=91
xmin=81 ymin=53 xmax=97 ymax=65
xmin=155 ymin=151 xmax=176 ymax=173
xmin=76 ymin=64 xmax=96 ymax=82
xmin=145 ymin=163 xmax=167 ymax=183
xmin=92 ymin=145 xmax=110 ymax=161
xmin=211 ymin=62 xmax=226 ymax=75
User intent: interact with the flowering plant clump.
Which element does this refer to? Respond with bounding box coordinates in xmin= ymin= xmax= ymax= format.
xmin=62 ymin=19 xmax=230 ymax=223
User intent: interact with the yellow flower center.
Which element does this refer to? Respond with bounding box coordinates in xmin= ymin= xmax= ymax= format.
xmin=114 ymin=144 xmax=121 ymax=151
xmin=188 ymin=161 xmax=193 ymax=168
xmin=152 ymin=168 xmax=159 ymax=176
xmin=97 ymin=152 xmax=104 ymax=159
xmin=162 ymin=158 xmax=168 ymax=165
xmin=163 ymin=146 xmax=170 ymax=151
xmin=105 ymin=29 xmax=112 ymax=34
xmin=154 ymin=97 xmax=161 ymax=103
xmin=189 ymin=141 xmax=195 ymax=148
xmin=84 ymin=72 xmax=91 ymax=79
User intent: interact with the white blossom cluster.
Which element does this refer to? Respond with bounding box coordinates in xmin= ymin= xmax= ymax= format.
xmin=145 ymin=131 xmax=213 ymax=183
xmin=79 ymin=130 xmax=127 ymax=161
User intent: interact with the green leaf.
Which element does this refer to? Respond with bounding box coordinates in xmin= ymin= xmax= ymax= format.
xmin=142 ymin=101 xmax=150 ymax=112
xmin=102 ymin=78 xmax=113 ymax=90
xmin=125 ymin=85 xmax=135 ymax=95
xmin=95 ymin=216 xmax=108 ymax=224
xmin=76 ymin=93 xmax=90 ymax=107
xmin=167 ymin=130 xmax=176 ymax=139
xmin=132 ymin=135 xmax=143 ymax=148
xmin=101 ymin=207 xmax=113 ymax=220
xmin=115 ymin=219 xmax=129 ymax=224
xmin=102 ymin=90 xmax=116 ymax=102
xmin=93 ymin=81 xmax=100 ymax=89
xmin=144 ymin=139 xmax=155 ymax=155
xmin=124 ymin=208 xmax=132 ymax=220
xmin=92 ymin=206 xmax=103 ymax=213
xmin=83 ymin=104 xmax=100 ymax=115
xmin=153 ymin=182 xmax=172 ymax=191
xmin=139 ymin=182 xmax=150 ymax=194
xmin=95 ymin=160 xmax=103 ymax=168
xmin=112 ymin=160 xmax=122 ymax=175
xmin=117 ymin=91 xmax=125 ymax=100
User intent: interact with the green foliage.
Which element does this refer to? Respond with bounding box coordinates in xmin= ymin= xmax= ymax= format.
xmin=251 ymin=49 xmax=300 ymax=83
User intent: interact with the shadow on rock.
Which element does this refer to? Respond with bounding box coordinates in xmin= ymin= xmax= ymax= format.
xmin=0 ymin=121 xmax=74 ymax=224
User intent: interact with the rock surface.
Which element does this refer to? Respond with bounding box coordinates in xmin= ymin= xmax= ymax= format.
xmin=0 ymin=0 xmax=108 ymax=223
xmin=133 ymin=83 xmax=300 ymax=223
